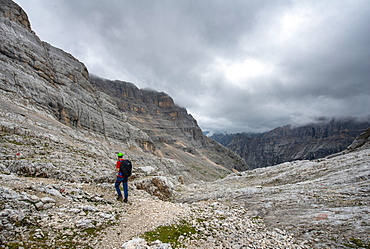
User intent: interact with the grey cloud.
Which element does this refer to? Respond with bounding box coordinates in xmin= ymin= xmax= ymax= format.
xmin=14 ymin=0 xmax=370 ymax=133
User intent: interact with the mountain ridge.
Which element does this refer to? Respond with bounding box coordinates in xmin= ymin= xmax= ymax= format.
xmin=211 ymin=117 xmax=370 ymax=169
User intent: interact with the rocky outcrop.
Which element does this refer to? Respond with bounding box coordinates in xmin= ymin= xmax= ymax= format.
xmin=122 ymin=238 xmax=172 ymax=249
xmin=211 ymin=118 xmax=370 ymax=169
xmin=0 ymin=0 xmax=31 ymax=30
xmin=347 ymin=127 xmax=370 ymax=151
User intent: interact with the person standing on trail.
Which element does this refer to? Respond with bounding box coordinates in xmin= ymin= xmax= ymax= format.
xmin=115 ymin=152 xmax=132 ymax=202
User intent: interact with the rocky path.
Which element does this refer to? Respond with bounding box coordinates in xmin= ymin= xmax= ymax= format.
xmin=0 ymin=174 xmax=190 ymax=248
xmin=1 ymin=173 xmax=310 ymax=249
xmin=92 ymin=190 xmax=190 ymax=248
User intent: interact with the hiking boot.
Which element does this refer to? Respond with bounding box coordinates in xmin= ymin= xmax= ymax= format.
xmin=117 ymin=195 xmax=123 ymax=201
xmin=123 ymin=198 xmax=128 ymax=203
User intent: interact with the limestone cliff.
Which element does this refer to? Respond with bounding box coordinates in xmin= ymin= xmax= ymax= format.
xmin=89 ymin=76 xmax=246 ymax=172
xmin=0 ymin=0 xmax=247 ymax=191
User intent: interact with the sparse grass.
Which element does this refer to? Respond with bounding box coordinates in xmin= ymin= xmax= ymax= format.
xmin=251 ymin=216 xmax=262 ymax=220
xmin=142 ymin=220 xmax=196 ymax=248
xmin=84 ymin=227 xmax=100 ymax=235
xmin=14 ymin=218 xmax=36 ymax=229
xmin=343 ymin=238 xmax=370 ymax=248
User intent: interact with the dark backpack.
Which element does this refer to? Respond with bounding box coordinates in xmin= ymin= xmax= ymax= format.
xmin=119 ymin=159 xmax=132 ymax=177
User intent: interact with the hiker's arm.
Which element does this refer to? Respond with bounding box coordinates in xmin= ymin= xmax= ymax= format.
xmin=116 ymin=161 xmax=120 ymax=172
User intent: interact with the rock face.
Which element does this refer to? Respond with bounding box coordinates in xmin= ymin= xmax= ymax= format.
xmin=211 ymin=118 xmax=370 ymax=169
xmin=89 ymin=76 xmax=248 ymax=174
xmin=348 ymin=127 xmax=370 ymax=151
xmin=0 ymin=0 xmax=247 ymax=188
xmin=0 ymin=0 xmax=31 ymax=30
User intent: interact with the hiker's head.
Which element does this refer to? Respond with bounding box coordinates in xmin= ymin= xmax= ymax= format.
xmin=117 ymin=152 xmax=124 ymax=158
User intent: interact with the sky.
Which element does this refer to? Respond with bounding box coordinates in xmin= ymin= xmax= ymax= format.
xmin=14 ymin=0 xmax=370 ymax=133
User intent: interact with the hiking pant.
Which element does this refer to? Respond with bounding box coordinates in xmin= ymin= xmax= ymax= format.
xmin=115 ymin=176 xmax=128 ymax=198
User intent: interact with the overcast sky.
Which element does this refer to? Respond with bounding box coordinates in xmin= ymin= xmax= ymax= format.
xmin=14 ymin=0 xmax=370 ymax=133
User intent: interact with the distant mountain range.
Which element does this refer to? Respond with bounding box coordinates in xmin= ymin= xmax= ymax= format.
xmin=210 ymin=117 xmax=370 ymax=169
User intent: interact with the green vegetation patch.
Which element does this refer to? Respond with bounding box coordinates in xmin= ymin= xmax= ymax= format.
xmin=142 ymin=220 xmax=197 ymax=247
xmin=83 ymin=227 xmax=102 ymax=235
xmin=251 ymin=216 xmax=262 ymax=220
xmin=343 ymin=238 xmax=370 ymax=248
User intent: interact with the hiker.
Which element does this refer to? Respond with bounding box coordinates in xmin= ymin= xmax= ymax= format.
xmin=115 ymin=152 xmax=132 ymax=202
